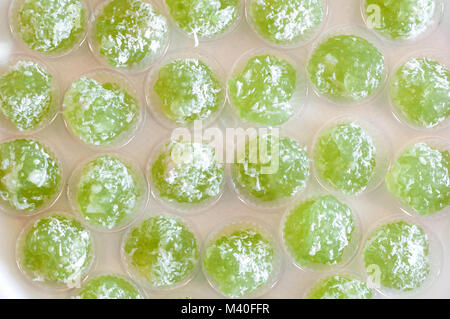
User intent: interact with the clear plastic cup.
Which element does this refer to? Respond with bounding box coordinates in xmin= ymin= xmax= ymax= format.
xmin=145 ymin=48 xmax=226 ymax=130
xmin=311 ymin=115 xmax=392 ymax=197
xmin=384 ymin=136 xmax=450 ymax=219
xmin=9 ymin=0 xmax=90 ymax=58
xmin=360 ymin=0 xmax=445 ymax=45
xmin=146 ymin=137 xmax=225 ymax=215
xmin=202 ymin=217 xmax=283 ymax=299
xmin=226 ymin=47 xmax=308 ymax=128
xmin=245 ymin=0 xmax=329 ymax=49
xmin=0 ymin=136 xmax=64 ymax=217
xmin=161 ymin=0 xmax=244 ymax=46
xmin=68 ymin=152 xmax=148 ymax=233
xmin=87 ymin=0 xmax=171 ymax=73
xmin=388 ymin=50 xmax=450 ymax=131
xmin=229 ymin=130 xmax=311 ymax=210
xmin=62 ymin=68 xmax=145 ymax=150
xmin=280 ymin=191 xmax=362 ymax=272
xmin=0 ymin=53 xmax=60 ymax=135
xmin=16 ymin=211 xmax=96 ymax=291
xmin=121 ymin=212 xmax=201 ymax=292
xmin=306 ymin=25 xmax=388 ymax=106
xmin=359 ymin=214 xmax=443 ymax=298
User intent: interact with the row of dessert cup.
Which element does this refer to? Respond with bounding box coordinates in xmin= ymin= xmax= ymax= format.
xmin=13 ymin=198 xmax=444 ymax=299
xmin=8 ymin=0 xmax=446 ymax=61
xmin=1 ymin=124 xmax=448 ymax=219
xmin=2 ymin=33 xmax=449 ymax=139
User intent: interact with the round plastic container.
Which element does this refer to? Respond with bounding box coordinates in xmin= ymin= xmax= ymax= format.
xmin=226 ymin=47 xmax=308 ymax=127
xmin=68 ymin=152 xmax=148 ymax=233
xmin=121 ymin=213 xmax=201 ymax=292
xmin=9 ymin=0 xmax=90 ymax=58
xmin=72 ymin=272 xmax=146 ymax=299
xmin=88 ymin=0 xmax=170 ymax=73
xmin=311 ymin=115 xmax=392 ymax=197
xmin=385 ymin=136 xmax=450 ymax=218
xmin=145 ymin=49 xmax=226 ymax=130
xmin=146 ymin=137 xmax=225 ymax=214
xmin=303 ymin=270 xmax=377 ymax=299
xmin=359 ymin=215 xmax=443 ymax=298
xmin=0 ymin=136 xmax=64 ymax=217
xmin=62 ymin=68 xmax=144 ymax=150
xmin=280 ymin=192 xmax=361 ymax=272
xmin=245 ymin=0 xmax=329 ymax=49
xmin=16 ymin=211 xmax=96 ymax=291
xmin=202 ymin=217 xmax=283 ymax=299
xmin=388 ymin=50 xmax=450 ymax=131
xmin=306 ymin=25 xmax=388 ymax=106
xmin=229 ymin=130 xmax=311 ymax=210
xmin=0 ymin=53 xmax=60 ymax=135
xmin=162 ymin=0 xmax=244 ymax=45
xmin=360 ymin=0 xmax=445 ymax=45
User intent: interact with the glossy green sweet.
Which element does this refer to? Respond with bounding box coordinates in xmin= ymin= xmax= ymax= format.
xmin=20 ymin=214 xmax=93 ymax=286
xmin=307 ymin=275 xmax=373 ymax=299
xmin=385 ymin=143 xmax=449 ymax=215
xmin=153 ymin=58 xmax=224 ymax=125
xmin=63 ymin=77 xmax=140 ymax=146
xmin=228 ymin=54 xmax=298 ymax=126
xmin=75 ymin=275 xmax=143 ymax=299
xmin=249 ymin=0 xmax=324 ymax=46
xmin=365 ymin=0 xmax=436 ymax=40
xmin=0 ymin=139 xmax=61 ymax=213
xmin=283 ymin=195 xmax=355 ymax=267
xmin=307 ymin=35 xmax=385 ymax=103
xmin=151 ymin=141 xmax=224 ymax=205
xmin=233 ymin=134 xmax=309 ymax=203
xmin=75 ymin=155 xmax=145 ymax=230
xmin=203 ymin=229 xmax=275 ymax=298
xmin=314 ymin=123 xmax=376 ymax=195
xmin=165 ymin=0 xmax=239 ymax=39
xmin=0 ymin=61 xmax=55 ymax=132
xmin=123 ymin=216 xmax=199 ymax=288
xmin=15 ymin=0 xmax=87 ymax=54
xmin=363 ymin=221 xmax=430 ymax=291
xmin=390 ymin=57 xmax=450 ymax=128
xmin=94 ymin=0 xmax=169 ymax=69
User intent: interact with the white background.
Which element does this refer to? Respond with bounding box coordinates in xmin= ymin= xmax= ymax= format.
xmin=0 ymin=0 xmax=449 ymax=299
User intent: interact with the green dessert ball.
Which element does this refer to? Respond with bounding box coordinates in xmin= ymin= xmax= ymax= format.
xmin=14 ymin=0 xmax=87 ymax=54
xmin=153 ymin=58 xmax=224 ymax=125
xmin=390 ymin=57 xmax=450 ymax=128
xmin=0 ymin=139 xmax=62 ymax=213
xmin=228 ymin=54 xmax=299 ymax=126
xmin=314 ymin=123 xmax=376 ymax=195
xmin=363 ymin=221 xmax=431 ymax=291
xmin=364 ymin=0 xmax=437 ymax=40
xmin=63 ymin=77 xmax=140 ymax=147
xmin=18 ymin=213 xmax=94 ymax=287
xmin=123 ymin=215 xmax=199 ymax=288
xmin=0 ymin=60 xmax=56 ymax=132
xmin=283 ymin=195 xmax=355 ymax=268
xmin=94 ymin=0 xmax=169 ymax=70
xmin=150 ymin=140 xmax=224 ymax=207
xmin=75 ymin=274 xmax=143 ymax=299
xmin=203 ymin=228 xmax=275 ymax=298
xmin=307 ymin=34 xmax=385 ymax=103
xmin=165 ymin=0 xmax=240 ymax=40
xmin=232 ymin=134 xmax=310 ymax=204
xmin=385 ymin=142 xmax=449 ymax=215
xmin=73 ymin=155 xmax=146 ymax=230
xmin=307 ymin=275 xmax=373 ymax=299
xmin=249 ymin=0 xmax=324 ymax=46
